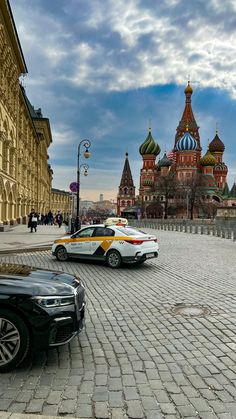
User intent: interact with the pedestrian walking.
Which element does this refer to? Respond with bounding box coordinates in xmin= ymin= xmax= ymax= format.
xmin=48 ymin=210 xmax=53 ymax=225
xmin=55 ymin=211 xmax=63 ymax=228
xmin=28 ymin=209 xmax=38 ymax=233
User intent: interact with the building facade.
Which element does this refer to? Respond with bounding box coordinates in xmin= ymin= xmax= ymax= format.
xmin=0 ymin=0 xmax=70 ymax=227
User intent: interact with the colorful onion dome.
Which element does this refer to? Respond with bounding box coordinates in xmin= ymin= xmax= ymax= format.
xmin=158 ymin=152 xmax=172 ymax=167
xmin=176 ymin=126 xmax=197 ymax=151
xmin=142 ymin=178 xmax=154 ymax=187
xmin=200 ymin=149 xmax=216 ymax=166
xmin=184 ymin=81 xmax=193 ymax=95
xmin=139 ymin=128 xmax=161 ymax=156
xmin=209 ymin=131 xmax=225 ymax=152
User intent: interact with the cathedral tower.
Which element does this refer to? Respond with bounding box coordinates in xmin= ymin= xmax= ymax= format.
xmin=117 ymin=153 xmax=135 ymax=216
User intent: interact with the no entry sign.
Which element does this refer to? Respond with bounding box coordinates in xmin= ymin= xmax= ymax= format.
xmin=69 ymin=182 xmax=79 ymax=192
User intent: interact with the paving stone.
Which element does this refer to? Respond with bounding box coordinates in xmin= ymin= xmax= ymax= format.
xmin=141 ymin=396 xmax=158 ymax=410
xmin=111 ymin=408 xmax=127 ymax=419
xmin=126 ymin=400 xmax=144 ymax=418
xmin=25 ymin=399 xmax=44 ymax=413
xmin=177 ymin=404 xmax=198 ymax=417
xmin=159 ymin=402 xmax=176 ymax=415
xmin=94 ymin=401 xmax=109 ymax=418
xmin=93 ymin=387 xmax=109 ymax=402
xmin=109 ymin=391 xmax=123 ymax=407
xmin=189 ymin=397 xmax=212 ymax=412
xmin=58 ymin=398 xmax=76 ymax=414
xmin=77 ymin=403 xmax=93 ymax=417
xmin=8 ymin=402 xmax=27 ymax=413
xmin=124 ymin=387 xmax=140 ymax=400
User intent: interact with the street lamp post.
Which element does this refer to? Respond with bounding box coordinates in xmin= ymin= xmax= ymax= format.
xmin=75 ymin=139 xmax=91 ymax=232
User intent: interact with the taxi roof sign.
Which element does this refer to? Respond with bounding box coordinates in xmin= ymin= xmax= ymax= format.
xmin=104 ymin=217 xmax=128 ymax=227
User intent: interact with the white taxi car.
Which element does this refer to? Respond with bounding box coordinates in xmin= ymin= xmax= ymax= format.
xmin=52 ymin=219 xmax=159 ymax=268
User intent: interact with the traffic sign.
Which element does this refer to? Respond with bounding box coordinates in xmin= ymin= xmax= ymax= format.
xmin=69 ymin=182 xmax=79 ymax=192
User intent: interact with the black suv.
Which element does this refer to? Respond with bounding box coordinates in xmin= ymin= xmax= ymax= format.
xmin=0 ymin=263 xmax=85 ymax=372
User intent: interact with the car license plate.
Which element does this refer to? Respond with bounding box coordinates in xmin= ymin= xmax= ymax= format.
xmin=146 ymin=253 xmax=154 ymax=259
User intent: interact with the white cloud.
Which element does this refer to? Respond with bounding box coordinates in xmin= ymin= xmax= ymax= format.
xmin=12 ymin=0 xmax=236 ymax=97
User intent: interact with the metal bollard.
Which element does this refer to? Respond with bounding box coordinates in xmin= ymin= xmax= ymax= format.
xmin=233 ymin=230 xmax=236 ymax=241
xmin=184 ymin=224 xmax=188 ymax=233
xmin=195 ymin=225 xmax=198 ymax=234
xmin=222 ymin=229 xmax=225 ymax=239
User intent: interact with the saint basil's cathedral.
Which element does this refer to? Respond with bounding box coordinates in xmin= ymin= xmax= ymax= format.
xmin=117 ymin=82 xmax=236 ymax=218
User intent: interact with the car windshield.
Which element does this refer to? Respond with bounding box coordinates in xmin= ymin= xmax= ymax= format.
xmin=116 ymin=227 xmax=146 ymax=236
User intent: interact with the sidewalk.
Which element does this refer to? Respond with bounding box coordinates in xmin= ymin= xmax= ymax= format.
xmin=0 ymin=224 xmax=68 ymax=253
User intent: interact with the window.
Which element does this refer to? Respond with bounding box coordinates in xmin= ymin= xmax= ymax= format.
xmin=75 ymin=227 xmax=95 ymax=238
xmin=116 ymin=227 xmax=146 ymax=236
xmin=94 ymin=227 xmax=114 ymax=237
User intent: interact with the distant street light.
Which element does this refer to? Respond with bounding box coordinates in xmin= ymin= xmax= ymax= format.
xmin=75 ymin=139 xmax=91 ymax=231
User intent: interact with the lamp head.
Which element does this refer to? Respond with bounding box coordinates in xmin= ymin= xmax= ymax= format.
xmin=84 ymin=169 xmax=88 ymax=176
xmin=84 ymin=149 xmax=91 ymax=159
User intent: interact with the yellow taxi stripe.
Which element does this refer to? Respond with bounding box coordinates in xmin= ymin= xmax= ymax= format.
xmin=55 ymin=236 xmax=132 ymax=244
xmin=100 ymin=240 xmax=113 ymax=252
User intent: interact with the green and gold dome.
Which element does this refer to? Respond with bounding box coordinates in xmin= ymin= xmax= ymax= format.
xmin=200 ymin=149 xmax=216 ymax=166
xmin=139 ymin=128 xmax=161 ymax=156
xmin=142 ymin=178 xmax=154 ymax=187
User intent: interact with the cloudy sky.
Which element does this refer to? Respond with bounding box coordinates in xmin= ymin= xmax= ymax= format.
xmin=11 ymin=0 xmax=236 ymax=200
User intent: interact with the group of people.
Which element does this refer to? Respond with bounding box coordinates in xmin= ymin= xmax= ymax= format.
xmin=28 ymin=209 xmax=63 ymax=232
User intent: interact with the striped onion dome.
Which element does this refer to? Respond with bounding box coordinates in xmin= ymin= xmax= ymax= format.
xmin=176 ymin=127 xmax=197 ymax=151
xmin=200 ymin=149 xmax=216 ymax=166
xmin=139 ymin=128 xmax=161 ymax=156
xmin=209 ymin=131 xmax=225 ymax=153
xmin=158 ymin=152 xmax=172 ymax=168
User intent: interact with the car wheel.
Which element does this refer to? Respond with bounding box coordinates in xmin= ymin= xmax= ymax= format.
xmin=106 ymin=250 xmax=122 ymax=268
xmin=55 ymin=246 xmax=68 ymax=261
xmin=0 ymin=309 xmax=30 ymax=373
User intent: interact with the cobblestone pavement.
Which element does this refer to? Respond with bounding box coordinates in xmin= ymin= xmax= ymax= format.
xmin=0 ymin=229 xmax=236 ymax=419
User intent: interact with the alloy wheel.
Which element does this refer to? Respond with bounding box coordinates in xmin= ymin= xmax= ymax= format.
xmin=56 ymin=247 xmax=68 ymax=261
xmin=107 ymin=251 xmax=121 ymax=268
xmin=0 ymin=318 xmax=20 ymax=366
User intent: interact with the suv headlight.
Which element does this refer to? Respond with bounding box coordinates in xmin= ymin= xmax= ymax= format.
xmin=33 ymin=295 xmax=75 ymax=308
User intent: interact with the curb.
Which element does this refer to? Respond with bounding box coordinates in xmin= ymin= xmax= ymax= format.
xmin=0 ymin=246 xmax=51 ymax=255
xmin=0 ymin=413 xmax=78 ymax=419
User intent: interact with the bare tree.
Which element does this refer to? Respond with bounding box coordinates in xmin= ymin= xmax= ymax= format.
xmin=157 ymin=172 xmax=178 ymax=219
xmin=181 ymin=173 xmax=219 ymax=220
